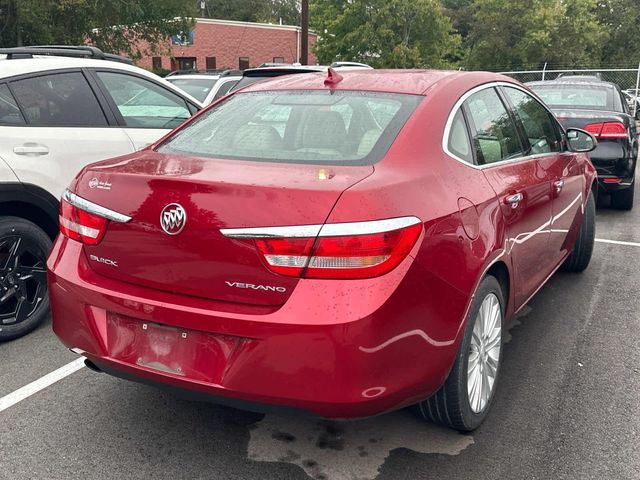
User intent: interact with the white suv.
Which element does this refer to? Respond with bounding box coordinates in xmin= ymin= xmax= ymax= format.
xmin=0 ymin=46 xmax=202 ymax=340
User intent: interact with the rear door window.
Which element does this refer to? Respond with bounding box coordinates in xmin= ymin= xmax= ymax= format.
xmin=96 ymin=71 xmax=191 ymax=129
xmin=503 ymin=87 xmax=562 ymax=155
xmin=158 ymin=90 xmax=422 ymax=166
xmin=464 ymin=88 xmax=524 ymax=165
xmin=10 ymin=72 xmax=107 ymax=127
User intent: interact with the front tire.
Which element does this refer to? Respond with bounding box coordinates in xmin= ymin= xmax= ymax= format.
xmin=413 ymin=275 xmax=504 ymax=432
xmin=611 ymin=185 xmax=634 ymax=210
xmin=0 ymin=217 xmax=51 ymax=342
xmin=561 ymin=192 xmax=595 ymax=272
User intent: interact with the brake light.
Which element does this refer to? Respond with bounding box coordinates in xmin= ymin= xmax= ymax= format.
xmin=59 ymin=199 xmax=108 ymax=245
xmin=224 ymin=217 xmax=422 ymax=279
xmin=59 ymin=190 xmax=132 ymax=245
xmin=584 ymin=122 xmax=627 ymax=139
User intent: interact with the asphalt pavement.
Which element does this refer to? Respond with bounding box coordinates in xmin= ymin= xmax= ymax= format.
xmin=1 ymin=183 xmax=639 ymax=480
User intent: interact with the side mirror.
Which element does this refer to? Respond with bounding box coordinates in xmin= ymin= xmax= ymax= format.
xmin=634 ymin=107 xmax=640 ymax=121
xmin=566 ymin=128 xmax=597 ymax=153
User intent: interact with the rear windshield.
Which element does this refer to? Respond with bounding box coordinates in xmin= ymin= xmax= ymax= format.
xmin=530 ymin=84 xmax=615 ymax=111
xmin=167 ymin=78 xmax=218 ymax=102
xmin=157 ymin=90 xmax=422 ymax=165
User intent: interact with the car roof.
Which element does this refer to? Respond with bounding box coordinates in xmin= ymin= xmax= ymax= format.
xmin=166 ymin=74 xmax=220 ymax=81
xmin=239 ymin=69 xmax=504 ymax=96
xmin=0 ymin=56 xmax=203 ymax=106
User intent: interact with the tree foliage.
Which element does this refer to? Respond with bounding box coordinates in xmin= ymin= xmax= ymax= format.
xmin=200 ymin=0 xmax=300 ymax=25
xmin=311 ymin=0 xmax=461 ymax=68
xmin=0 ymin=0 xmax=196 ymax=58
xmin=464 ymin=0 xmax=607 ymax=70
xmin=596 ymin=0 xmax=640 ymax=65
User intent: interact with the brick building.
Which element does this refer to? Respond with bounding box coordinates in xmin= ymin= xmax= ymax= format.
xmin=136 ymin=18 xmax=318 ymax=72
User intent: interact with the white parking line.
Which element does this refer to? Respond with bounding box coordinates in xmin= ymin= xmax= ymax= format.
xmin=0 ymin=357 xmax=85 ymax=413
xmin=595 ymin=238 xmax=640 ymax=247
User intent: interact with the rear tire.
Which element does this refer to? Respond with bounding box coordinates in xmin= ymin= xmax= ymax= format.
xmin=0 ymin=217 xmax=51 ymax=342
xmin=412 ymin=275 xmax=504 ymax=432
xmin=611 ymin=185 xmax=634 ymax=210
xmin=561 ymin=192 xmax=595 ymax=273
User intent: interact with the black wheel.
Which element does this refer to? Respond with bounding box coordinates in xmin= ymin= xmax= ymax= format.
xmin=611 ymin=185 xmax=634 ymax=210
xmin=412 ymin=275 xmax=504 ymax=432
xmin=0 ymin=217 xmax=51 ymax=341
xmin=561 ymin=192 xmax=595 ymax=272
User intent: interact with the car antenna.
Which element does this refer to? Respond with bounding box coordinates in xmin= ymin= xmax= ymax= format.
xmin=324 ymin=67 xmax=343 ymax=87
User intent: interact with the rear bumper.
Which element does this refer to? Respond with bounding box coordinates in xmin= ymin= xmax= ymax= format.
xmin=48 ymin=236 xmax=467 ymax=418
xmin=590 ymin=140 xmax=636 ymax=192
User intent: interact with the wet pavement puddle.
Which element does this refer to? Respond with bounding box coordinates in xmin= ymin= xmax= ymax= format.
xmin=248 ymin=409 xmax=473 ymax=480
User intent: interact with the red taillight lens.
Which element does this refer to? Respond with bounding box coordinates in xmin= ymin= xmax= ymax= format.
xmin=600 ymin=121 xmax=627 ymax=138
xmin=584 ymin=122 xmax=627 ymax=139
xmin=59 ymin=198 xmax=108 ymax=245
xmin=253 ymin=221 xmax=422 ymax=279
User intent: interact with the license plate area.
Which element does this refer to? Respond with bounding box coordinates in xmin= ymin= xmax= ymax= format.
xmin=107 ymin=313 xmax=238 ymax=383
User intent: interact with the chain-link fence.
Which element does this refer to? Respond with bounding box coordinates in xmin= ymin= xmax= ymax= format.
xmin=498 ymin=67 xmax=640 ymax=93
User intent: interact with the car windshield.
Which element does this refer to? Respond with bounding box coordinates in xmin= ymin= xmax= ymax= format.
xmin=530 ymin=84 xmax=615 ymax=110
xmin=167 ymin=78 xmax=217 ymax=102
xmin=157 ymin=90 xmax=422 ymax=165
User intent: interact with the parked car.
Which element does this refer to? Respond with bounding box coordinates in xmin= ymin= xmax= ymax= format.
xmin=0 ymin=45 xmax=202 ymax=341
xmin=49 ymin=70 xmax=597 ymax=431
xmin=165 ymin=72 xmax=221 ymax=103
xmin=529 ymin=77 xmax=637 ymax=209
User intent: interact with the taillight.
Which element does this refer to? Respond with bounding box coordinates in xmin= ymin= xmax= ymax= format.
xmin=223 ymin=217 xmax=422 ymax=279
xmin=60 ymin=199 xmax=108 ymax=245
xmin=59 ymin=190 xmax=131 ymax=245
xmin=584 ymin=122 xmax=627 ymax=139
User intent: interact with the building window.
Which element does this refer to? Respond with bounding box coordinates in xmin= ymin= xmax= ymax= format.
xmin=239 ymin=57 xmax=250 ymax=70
xmin=171 ymin=31 xmax=194 ymax=46
xmin=152 ymin=57 xmax=162 ymax=70
xmin=171 ymin=57 xmax=197 ymax=72
xmin=273 ymin=57 xmax=285 ymax=64
xmin=206 ymin=56 xmax=217 ymax=70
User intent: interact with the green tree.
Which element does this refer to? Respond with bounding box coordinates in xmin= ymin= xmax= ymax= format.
xmin=464 ymin=0 xmax=606 ymax=70
xmin=0 ymin=0 xmax=196 ymax=59
xmin=200 ymin=0 xmax=300 ymax=25
xmin=311 ymin=0 xmax=461 ymax=68
xmin=596 ymin=0 xmax=640 ymax=65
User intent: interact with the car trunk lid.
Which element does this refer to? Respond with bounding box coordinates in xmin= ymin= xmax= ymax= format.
xmin=73 ymin=150 xmax=373 ymax=306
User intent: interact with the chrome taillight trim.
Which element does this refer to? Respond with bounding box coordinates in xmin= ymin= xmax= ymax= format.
xmin=220 ymin=216 xmax=422 ymax=239
xmin=62 ymin=189 xmax=132 ymax=223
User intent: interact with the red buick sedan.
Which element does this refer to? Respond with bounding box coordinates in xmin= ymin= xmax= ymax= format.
xmin=49 ymin=69 xmax=597 ymax=431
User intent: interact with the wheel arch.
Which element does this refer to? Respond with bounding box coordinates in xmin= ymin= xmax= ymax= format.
xmin=0 ymin=184 xmax=59 ymax=239
xmin=485 ymin=260 xmax=510 ymax=317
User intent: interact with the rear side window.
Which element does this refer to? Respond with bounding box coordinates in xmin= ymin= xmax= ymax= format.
xmin=158 ymin=90 xmax=422 ymax=166
xmin=504 ymin=87 xmax=562 ymax=154
xmin=447 ymin=109 xmax=473 ymax=164
xmin=465 ymin=88 xmax=523 ymax=165
xmin=96 ymin=71 xmax=191 ymax=129
xmin=213 ymin=79 xmax=239 ymax=99
xmin=10 ymin=72 xmax=107 ymax=127
xmin=0 ymin=84 xmax=25 ymax=125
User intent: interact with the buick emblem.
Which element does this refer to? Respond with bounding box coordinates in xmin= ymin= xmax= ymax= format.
xmin=160 ymin=203 xmax=187 ymax=235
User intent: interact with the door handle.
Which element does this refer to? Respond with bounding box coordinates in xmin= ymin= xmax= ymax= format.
xmin=503 ymin=193 xmax=523 ymax=208
xmin=13 ymin=143 xmax=49 ymax=156
xmin=553 ymin=180 xmax=565 ymax=192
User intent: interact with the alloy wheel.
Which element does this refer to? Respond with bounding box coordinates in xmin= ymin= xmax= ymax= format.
xmin=467 ymin=293 xmax=502 ymax=414
xmin=0 ymin=235 xmax=47 ymax=325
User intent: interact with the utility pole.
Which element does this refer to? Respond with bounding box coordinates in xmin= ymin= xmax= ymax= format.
xmin=301 ymin=0 xmax=309 ymax=65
